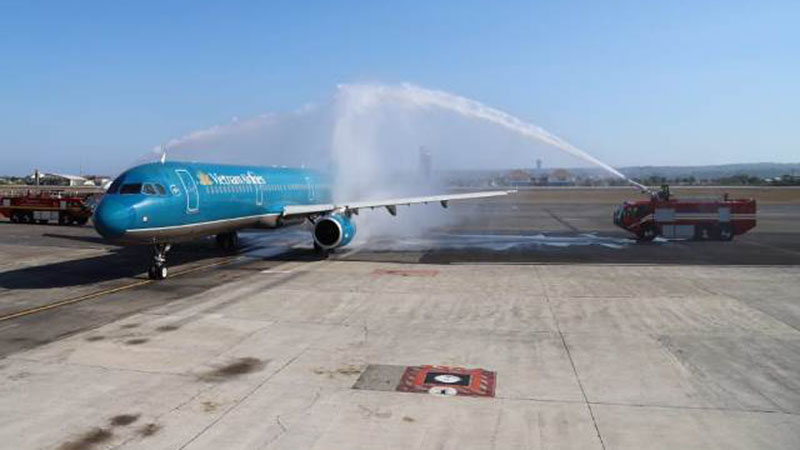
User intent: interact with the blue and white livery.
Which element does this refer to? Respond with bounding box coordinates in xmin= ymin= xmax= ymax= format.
xmin=94 ymin=161 xmax=511 ymax=279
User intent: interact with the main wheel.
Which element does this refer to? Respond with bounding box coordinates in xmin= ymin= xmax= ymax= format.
xmin=313 ymin=242 xmax=331 ymax=258
xmin=216 ymin=232 xmax=239 ymax=252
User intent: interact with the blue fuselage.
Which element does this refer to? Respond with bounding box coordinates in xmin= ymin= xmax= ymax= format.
xmin=94 ymin=161 xmax=332 ymax=244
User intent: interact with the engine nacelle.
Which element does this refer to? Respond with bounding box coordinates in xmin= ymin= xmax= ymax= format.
xmin=313 ymin=213 xmax=356 ymax=250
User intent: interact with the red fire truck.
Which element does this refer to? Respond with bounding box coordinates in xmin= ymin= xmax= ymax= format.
xmin=613 ymin=186 xmax=757 ymax=241
xmin=0 ymin=191 xmax=95 ymax=226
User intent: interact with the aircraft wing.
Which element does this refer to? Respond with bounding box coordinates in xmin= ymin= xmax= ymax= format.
xmin=281 ymin=190 xmax=514 ymax=218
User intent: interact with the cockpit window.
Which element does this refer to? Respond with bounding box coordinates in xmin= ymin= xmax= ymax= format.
xmin=155 ymin=184 xmax=166 ymax=195
xmin=120 ymin=183 xmax=143 ymax=194
xmin=107 ymin=177 xmax=124 ymax=194
xmin=142 ymin=183 xmax=157 ymax=195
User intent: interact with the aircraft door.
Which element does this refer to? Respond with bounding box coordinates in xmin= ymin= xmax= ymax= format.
xmin=306 ymin=177 xmax=315 ymax=202
xmin=256 ymin=183 xmax=263 ymax=206
xmin=175 ymin=170 xmax=199 ymax=213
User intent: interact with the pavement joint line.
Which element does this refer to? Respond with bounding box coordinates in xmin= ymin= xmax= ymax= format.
xmin=177 ymin=346 xmax=311 ymax=450
xmin=0 ymin=256 xmax=240 ymax=323
xmin=543 ymin=208 xmax=581 ymax=232
xmin=586 ymin=400 xmax=800 ymax=416
xmin=496 ymin=394 xmax=800 ymax=417
xmin=691 ymin=280 xmax=800 ymax=335
xmin=8 ymin=355 xmax=197 ymax=378
xmin=536 ymin=266 xmax=607 ymax=450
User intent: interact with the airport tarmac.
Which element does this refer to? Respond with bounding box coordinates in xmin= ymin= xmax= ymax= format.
xmin=0 ymin=188 xmax=799 ymax=449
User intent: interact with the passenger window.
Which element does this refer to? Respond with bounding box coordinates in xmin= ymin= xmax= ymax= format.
xmin=155 ymin=184 xmax=166 ymax=195
xmin=120 ymin=183 xmax=143 ymax=194
xmin=142 ymin=184 xmax=157 ymax=195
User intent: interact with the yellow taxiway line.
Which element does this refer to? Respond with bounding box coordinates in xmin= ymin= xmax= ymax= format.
xmin=0 ymin=257 xmax=240 ymax=322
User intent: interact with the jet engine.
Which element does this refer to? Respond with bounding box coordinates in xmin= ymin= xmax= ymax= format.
xmin=313 ymin=213 xmax=356 ymax=250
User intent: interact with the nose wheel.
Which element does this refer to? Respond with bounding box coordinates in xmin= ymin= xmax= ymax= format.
xmin=148 ymin=243 xmax=171 ymax=280
xmin=148 ymin=264 xmax=168 ymax=280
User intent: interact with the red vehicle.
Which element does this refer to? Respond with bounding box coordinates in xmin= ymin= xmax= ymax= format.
xmin=614 ymin=186 xmax=756 ymax=241
xmin=0 ymin=191 xmax=94 ymax=226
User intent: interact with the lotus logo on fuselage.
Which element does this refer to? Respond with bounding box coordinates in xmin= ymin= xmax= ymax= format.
xmin=196 ymin=171 xmax=213 ymax=186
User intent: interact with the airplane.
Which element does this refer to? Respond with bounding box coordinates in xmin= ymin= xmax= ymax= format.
xmin=93 ymin=161 xmax=513 ymax=280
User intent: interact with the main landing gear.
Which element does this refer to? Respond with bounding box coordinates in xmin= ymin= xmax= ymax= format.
xmin=313 ymin=242 xmax=335 ymax=259
xmin=148 ymin=243 xmax=171 ymax=280
xmin=216 ymin=231 xmax=239 ymax=252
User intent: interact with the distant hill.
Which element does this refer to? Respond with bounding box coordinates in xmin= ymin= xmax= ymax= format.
xmin=442 ymin=162 xmax=800 ymax=187
xmin=616 ymin=163 xmax=800 ymax=180
xmin=444 ymin=163 xmax=800 ymax=180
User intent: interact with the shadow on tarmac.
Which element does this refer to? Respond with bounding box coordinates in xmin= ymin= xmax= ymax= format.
xmin=0 ymin=229 xmax=317 ymax=290
xmin=0 ymin=244 xmax=225 ymax=289
xmin=1 ymin=230 xmax=797 ymax=290
xmin=42 ymin=233 xmax=108 ymax=245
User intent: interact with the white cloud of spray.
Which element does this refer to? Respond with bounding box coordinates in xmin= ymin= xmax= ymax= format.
xmin=152 ymin=82 xmax=627 ymax=244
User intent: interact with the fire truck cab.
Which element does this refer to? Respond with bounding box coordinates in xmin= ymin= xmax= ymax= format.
xmin=614 ymin=186 xmax=757 ymax=242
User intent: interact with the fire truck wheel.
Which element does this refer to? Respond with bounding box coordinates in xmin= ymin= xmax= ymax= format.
xmin=637 ymin=225 xmax=656 ymax=242
xmin=76 ymin=218 xmax=88 ymax=226
xmin=718 ymin=224 xmax=734 ymax=241
xmin=10 ymin=212 xmax=19 ymax=223
xmin=58 ymin=215 xmax=69 ymax=226
xmin=694 ymin=225 xmax=711 ymax=241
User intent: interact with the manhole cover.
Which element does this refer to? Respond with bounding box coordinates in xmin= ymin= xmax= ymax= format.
xmin=352 ymin=364 xmax=496 ymax=398
xmin=397 ymin=365 xmax=496 ymax=397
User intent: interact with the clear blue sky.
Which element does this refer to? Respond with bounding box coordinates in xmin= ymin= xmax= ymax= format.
xmin=1 ymin=0 xmax=798 ymax=175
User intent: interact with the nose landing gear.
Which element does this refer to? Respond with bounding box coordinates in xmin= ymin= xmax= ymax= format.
xmin=148 ymin=243 xmax=171 ymax=280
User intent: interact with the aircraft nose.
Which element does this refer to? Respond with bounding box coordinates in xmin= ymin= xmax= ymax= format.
xmin=93 ymin=197 xmax=134 ymax=238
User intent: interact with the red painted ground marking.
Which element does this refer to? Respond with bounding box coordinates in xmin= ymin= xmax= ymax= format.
xmin=396 ymin=365 xmax=496 ymax=397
